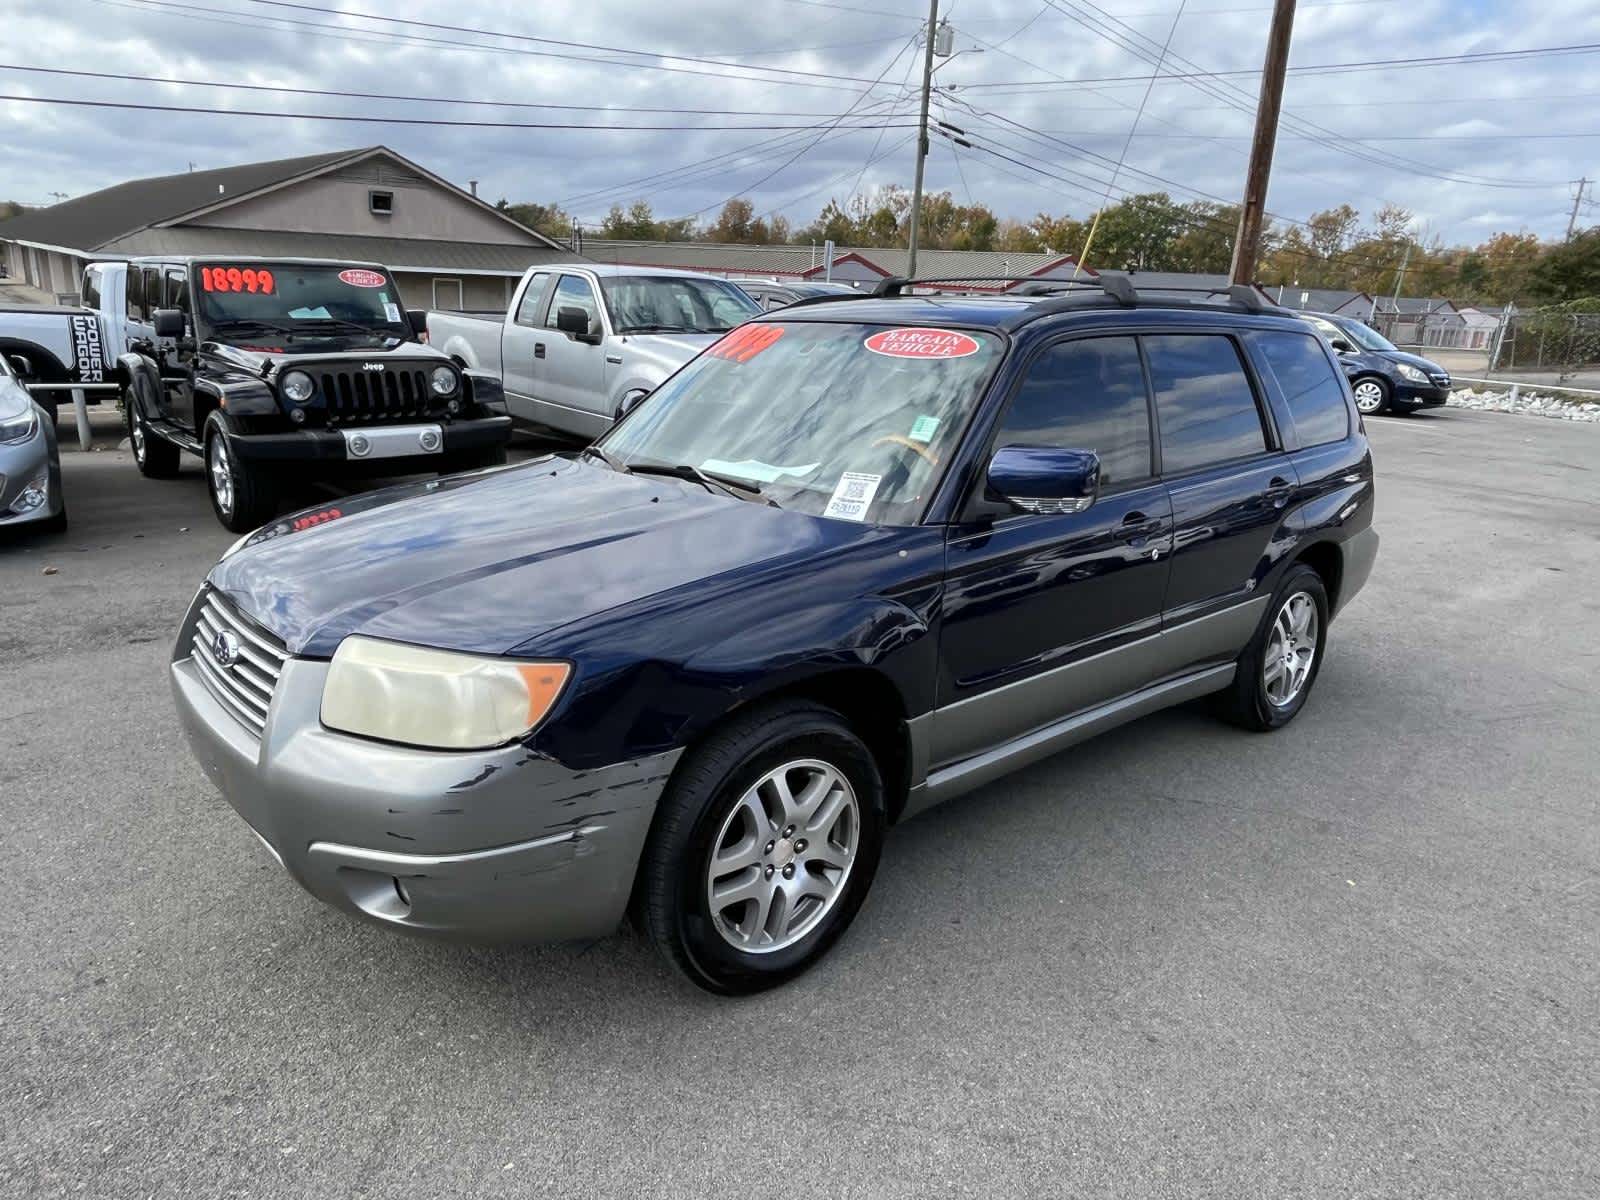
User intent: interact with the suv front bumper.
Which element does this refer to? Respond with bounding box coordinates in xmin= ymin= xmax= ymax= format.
xmin=228 ymin=414 xmax=511 ymax=466
xmin=171 ymin=641 xmax=679 ymax=943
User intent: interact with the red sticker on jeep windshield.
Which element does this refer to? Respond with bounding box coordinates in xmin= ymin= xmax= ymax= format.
xmin=338 ymin=269 xmax=387 ymax=288
xmin=864 ymin=327 xmax=981 ymax=360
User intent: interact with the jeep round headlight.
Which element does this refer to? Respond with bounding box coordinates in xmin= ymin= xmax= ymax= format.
xmin=321 ymin=637 xmax=570 ymax=750
xmin=430 ymin=365 xmax=459 ymax=397
xmin=281 ymin=370 xmax=315 ymax=403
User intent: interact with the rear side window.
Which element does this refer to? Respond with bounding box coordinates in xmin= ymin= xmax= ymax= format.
xmin=82 ymin=267 xmax=101 ymax=310
xmin=1145 ymin=334 xmax=1267 ymax=474
xmin=143 ymin=266 xmax=164 ymax=313
xmin=514 ymin=272 xmax=550 ymax=325
xmin=1254 ymin=331 xmax=1350 ymax=446
xmin=126 ymin=268 xmax=144 ymax=319
xmin=996 ymin=336 xmax=1153 ymax=487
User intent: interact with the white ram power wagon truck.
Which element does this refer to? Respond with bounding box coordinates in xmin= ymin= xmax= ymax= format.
xmin=426 ymin=264 xmax=760 ymax=440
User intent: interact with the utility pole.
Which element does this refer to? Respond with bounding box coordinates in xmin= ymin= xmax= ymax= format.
xmin=1567 ymin=177 xmax=1589 ymax=240
xmin=1228 ymin=0 xmax=1297 ymax=286
xmin=906 ymin=0 xmax=940 ymax=281
xmin=1391 ymin=241 xmax=1411 ymax=306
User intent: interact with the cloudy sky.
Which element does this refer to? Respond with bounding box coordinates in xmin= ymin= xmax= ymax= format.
xmin=4 ymin=0 xmax=1598 ymax=246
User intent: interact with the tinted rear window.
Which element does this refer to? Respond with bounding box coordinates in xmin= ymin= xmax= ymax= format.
xmin=1145 ymin=334 xmax=1266 ymax=473
xmin=1255 ymin=331 xmax=1350 ymax=446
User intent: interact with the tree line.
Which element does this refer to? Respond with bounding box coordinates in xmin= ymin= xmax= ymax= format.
xmin=498 ymin=190 xmax=1600 ymax=307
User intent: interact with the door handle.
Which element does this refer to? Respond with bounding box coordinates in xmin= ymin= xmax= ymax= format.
xmin=605 ymin=353 xmax=623 ymax=365
xmin=534 ymin=343 xmax=546 ymax=359
xmin=1119 ymin=511 xmax=1161 ymax=545
xmin=1266 ymin=476 xmax=1293 ymax=509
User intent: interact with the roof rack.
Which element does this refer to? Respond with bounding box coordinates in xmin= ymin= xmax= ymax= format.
xmin=870 ymin=270 xmax=1274 ymax=314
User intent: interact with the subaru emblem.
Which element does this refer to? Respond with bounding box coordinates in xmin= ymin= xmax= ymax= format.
xmin=212 ymin=629 xmax=241 ymax=669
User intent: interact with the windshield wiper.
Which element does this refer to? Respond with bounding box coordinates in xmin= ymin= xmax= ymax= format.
xmin=211 ymin=317 xmax=298 ymax=336
xmin=289 ymin=317 xmax=393 ymax=338
xmin=624 ymin=462 xmax=778 ymax=506
xmin=582 ymin=445 xmax=628 ymax=473
xmin=620 ymin=324 xmax=693 ymax=334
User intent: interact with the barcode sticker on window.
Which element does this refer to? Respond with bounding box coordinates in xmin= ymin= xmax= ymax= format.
xmin=822 ymin=472 xmax=882 ymax=521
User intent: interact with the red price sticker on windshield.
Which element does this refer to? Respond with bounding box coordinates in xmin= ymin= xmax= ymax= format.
xmin=707 ymin=323 xmax=784 ymax=363
xmin=864 ymin=327 xmax=981 ymax=360
xmin=201 ymin=266 xmax=275 ymax=295
xmin=338 ymin=268 xmax=388 ymax=288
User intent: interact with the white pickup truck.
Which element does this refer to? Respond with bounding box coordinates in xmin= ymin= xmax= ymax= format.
xmin=426 ymin=264 xmax=760 ymax=440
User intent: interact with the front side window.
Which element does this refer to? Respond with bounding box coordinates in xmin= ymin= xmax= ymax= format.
xmin=82 ymin=267 xmax=101 ymax=310
xmin=126 ymin=267 xmax=144 ymax=320
xmin=143 ymin=266 xmax=164 ymax=313
xmin=599 ymin=275 xmax=759 ymax=334
xmin=546 ymin=275 xmax=601 ymax=331
xmin=165 ymin=268 xmax=190 ymax=314
xmin=1145 ymin=334 xmax=1268 ymax=474
xmin=1334 ymin=317 xmax=1396 ymax=352
xmin=599 ymin=321 xmax=1003 ymax=525
xmin=193 ymin=263 xmax=408 ymax=345
xmin=1254 ymin=331 xmax=1350 ymax=447
xmin=996 ymin=336 xmax=1152 ymax=489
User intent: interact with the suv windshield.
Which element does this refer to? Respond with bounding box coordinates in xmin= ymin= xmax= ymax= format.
xmin=600 ymin=275 xmax=760 ymax=335
xmin=194 ymin=263 xmax=408 ymax=343
xmin=597 ymin=321 xmax=1003 ymax=524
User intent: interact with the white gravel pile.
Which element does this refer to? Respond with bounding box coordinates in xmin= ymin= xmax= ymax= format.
xmin=1448 ymin=387 xmax=1600 ymax=422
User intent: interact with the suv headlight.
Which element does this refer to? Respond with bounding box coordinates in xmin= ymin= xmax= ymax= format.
xmin=321 ymin=637 xmax=570 ymax=750
xmin=0 ymin=407 xmax=37 ymax=444
xmin=430 ymin=365 xmax=459 ymax=397
xmin=281 ymin=370 xmax=315 ymax=403
xmin=1394 ymin=362 xmax=1428 ymax=383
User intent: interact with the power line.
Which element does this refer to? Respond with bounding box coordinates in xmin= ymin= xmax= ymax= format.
xmin=0 ymin=93 xmax=915 ymax=132
xmin=0 ymin=62 xmax=880 ymax=118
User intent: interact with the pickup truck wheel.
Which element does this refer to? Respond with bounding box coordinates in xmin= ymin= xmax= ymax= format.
xmin=203 ymin=413 xmax=277 ymax=532
xmin=639 ymin=700 xmax=885 ymax=994
xmin=128 ymin=397 xmax=180 ymax=478
xmin=1217 ymin=564 xmax=1330 ymax=731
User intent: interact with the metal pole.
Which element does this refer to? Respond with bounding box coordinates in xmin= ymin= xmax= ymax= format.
xmin=1567 ymin=177 xmax=1588 ymax=240
xmin=1391 ymin=241 xmax=1411 ymax=308
xmin=906 ymin=0 xmax=939 ymax=281
xmin=1228 ymin=0 xmax=1297 ymax=285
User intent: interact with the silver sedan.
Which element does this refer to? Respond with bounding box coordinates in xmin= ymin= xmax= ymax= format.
xmin=0 ymin=354 xmax=66 ymax=533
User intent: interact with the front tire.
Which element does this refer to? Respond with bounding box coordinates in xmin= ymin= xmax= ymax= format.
xmin=639 ymin=700 xmax=886 ymax=994
xmin=1218 ymin=564 xmax=1330 ymax=731
xmin=1351 ymin=377 xmax=1391 ymax=416
xmin=203 ymin=413 xmax=277 ymax=532
xmin=128 ymin=396 xmax=180 ymax=478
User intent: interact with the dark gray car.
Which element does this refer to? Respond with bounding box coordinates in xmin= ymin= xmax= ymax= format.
xmin=0 ymin=353 xmax=66 ymax=533
xmin=1297 ymin=311 xmax=1452 ymax=416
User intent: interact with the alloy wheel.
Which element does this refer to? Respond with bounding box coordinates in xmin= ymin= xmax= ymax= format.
xmin=208 ymin=434 xmax=234 ymax=517
xmin=705 ymin=758 xmax=860 ymax=954
xmin=1263 ymin=591 xmax=1319 ymax=707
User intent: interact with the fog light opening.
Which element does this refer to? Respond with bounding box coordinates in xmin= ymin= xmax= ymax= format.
xmin=393 ymin=876 xmax=411 ymax=907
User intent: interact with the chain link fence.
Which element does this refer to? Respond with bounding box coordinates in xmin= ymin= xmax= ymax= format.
xmin=1490 ymin=306 xmax=1600 ymax=379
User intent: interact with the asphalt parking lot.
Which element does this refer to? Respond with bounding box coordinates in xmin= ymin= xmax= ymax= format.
xmin=3 ymin=408 xmax=1597 ymax=1198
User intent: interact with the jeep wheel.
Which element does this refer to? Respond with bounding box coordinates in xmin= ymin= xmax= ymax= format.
xmin=128 ymin=397 xmax=180 ymax=478
xmin=1218 ymin=563 xmax=1330 ymax=732
xmin=1351 ymin=377 xmax=1390 ymax=416
xmin=639 ymin=700 xmax=885 ymax=994
xmin=204 ymin=413 xmax=277 ymax=532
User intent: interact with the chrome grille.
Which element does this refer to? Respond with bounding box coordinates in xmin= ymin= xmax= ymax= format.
xmin=190 ymin=591 xmax=288 ymax=737
xmin=318 ymin=365 xmax=434 ymax=423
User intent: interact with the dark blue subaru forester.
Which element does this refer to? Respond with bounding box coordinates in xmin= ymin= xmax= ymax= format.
xmin=171 ymin=273 xmax=1378 ymax=993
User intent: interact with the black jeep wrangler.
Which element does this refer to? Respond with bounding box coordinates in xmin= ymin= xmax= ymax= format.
xmin=121 ymin=257 xmax=511 ymax=530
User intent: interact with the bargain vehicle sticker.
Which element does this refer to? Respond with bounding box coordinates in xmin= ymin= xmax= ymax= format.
xmin=864 ymin=327 xmax=981 ymax=360
xmin=822 ymin=471 xmax=882 ymax=522
xmin=338 ymin=268 xmax=388 ymax=288
xmin=202 ymin=266 xmax=275 ymax=294
xmin=707 ymin=323 xmax=785 ymax=363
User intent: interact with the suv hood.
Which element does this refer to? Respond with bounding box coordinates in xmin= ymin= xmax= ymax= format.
xmin=210 ymin=457 xmax=876 ymax=658
xmin=203 ymin=339 xmax=443 ymax=376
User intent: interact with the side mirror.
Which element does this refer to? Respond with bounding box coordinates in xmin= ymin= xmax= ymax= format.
xmin=987 ymin=445 xmax=1101 ymax=515
xmin=617 ymin=387 xmax=651 ymax=420
xmin=555 ymin=305 xmax=598 ymax=342
xmin=153 ymin=308 xmax=186 ymax=339
xmin=406 ymin=308 xmax=429 ymax=340
xmin=7 ymin=353 xmax=33 ymax=379
xmin=1330 ymin=337 xmax=1356 ymax=354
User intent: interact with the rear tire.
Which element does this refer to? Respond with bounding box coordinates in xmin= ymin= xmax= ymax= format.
xmin=1217 ymin=564 xmax=1330 ymax=732
xmin=128 ymin=396 xmax=180 ymax=478
xmin=204 ymin=412 xmax=277 ymax=532
xmin=639 ymin=700 xmax=886 ymax=994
